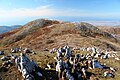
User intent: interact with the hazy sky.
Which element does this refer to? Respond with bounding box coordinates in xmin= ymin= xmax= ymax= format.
xmin=0 ymin=0 xmax=120 ymax=25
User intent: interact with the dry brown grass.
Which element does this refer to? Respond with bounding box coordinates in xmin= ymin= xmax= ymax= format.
xmin=0 ymin=20 xmax=120 ymax=80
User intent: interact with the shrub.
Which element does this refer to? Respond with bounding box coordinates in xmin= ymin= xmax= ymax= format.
xmin=46 ymin=40 xmax=54 ymax=44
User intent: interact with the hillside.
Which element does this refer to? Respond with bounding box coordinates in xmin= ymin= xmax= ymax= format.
xmin=0 ymin=19 xmax=120 ymax=80
xmin=0 ymin=19 xmax=120 ymax=51
xmin=97 ymin=26 xmax=120 ymax=36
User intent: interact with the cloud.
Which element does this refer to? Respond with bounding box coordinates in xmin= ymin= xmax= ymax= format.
xmin=0 ymin=5 xmax=120 ymax=22
xmin=0 ymin=5 xmax=54 ymax=19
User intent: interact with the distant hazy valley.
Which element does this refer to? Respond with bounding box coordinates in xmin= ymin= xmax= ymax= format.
xmin=0 ymin=25 xmax=21 ymax=34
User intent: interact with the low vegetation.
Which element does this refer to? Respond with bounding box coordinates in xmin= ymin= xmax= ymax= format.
xmin=0 ymin=19 xmax=120 ymax=80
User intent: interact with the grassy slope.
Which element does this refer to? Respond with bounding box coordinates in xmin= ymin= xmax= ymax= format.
xmin=0 ymin=20 xmax=120 ymax=80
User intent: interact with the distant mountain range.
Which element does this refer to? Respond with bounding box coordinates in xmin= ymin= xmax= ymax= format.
xmin=0 ymin=25 xmax=21 ymax=34
xmin=85 ymin=21 xmax=120 ymax=26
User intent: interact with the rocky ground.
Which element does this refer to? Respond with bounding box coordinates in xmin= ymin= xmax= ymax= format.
xmin=0 ymin=19 xmax=120 ymax=80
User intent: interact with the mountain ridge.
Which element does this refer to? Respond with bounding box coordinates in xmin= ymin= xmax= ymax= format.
xmin=0 ymin=19 xmax=120 ymax=51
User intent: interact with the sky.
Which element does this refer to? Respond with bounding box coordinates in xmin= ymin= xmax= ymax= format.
xmin=0 ymin=0 xmax=120 ymax=25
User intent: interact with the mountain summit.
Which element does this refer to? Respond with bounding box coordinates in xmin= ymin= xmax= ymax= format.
xmin=0 ymin=19 xmax=120 ymax=51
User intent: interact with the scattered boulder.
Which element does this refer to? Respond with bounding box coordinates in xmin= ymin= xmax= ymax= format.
xmin=0 ymin=51 xmax=4 ymax=55
xmin=104 ymin=70 xmax=115 ymax=78
xmin=2 ymin=60 xmax=13 ymax=67
xmin=24 ymin=48 xmax=31 ymax=53
xmin=1 ymin=56 xmax=10 ymax=61
xmin=11 ymin=48 xmax=21 ymax=53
